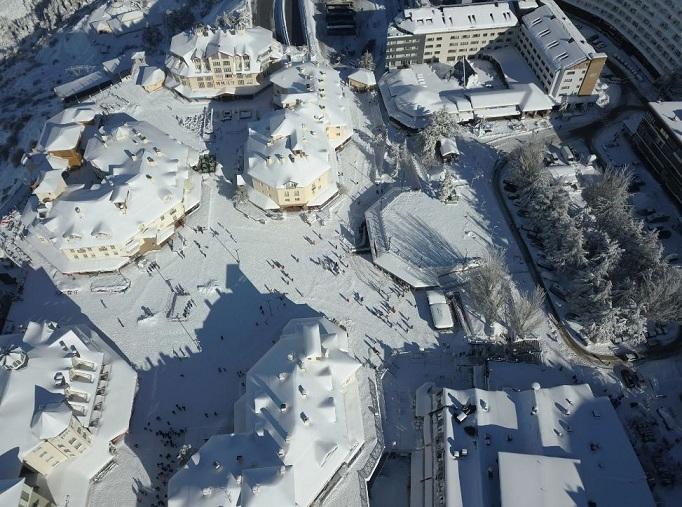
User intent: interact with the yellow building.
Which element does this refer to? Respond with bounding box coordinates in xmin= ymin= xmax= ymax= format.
xmin=35 ymin=106 xmax=97 ymax=169
xmin=166 ymin=26 xmax=283 ymax=99
xmin=245 ymin=108 xmax=339 ymax=210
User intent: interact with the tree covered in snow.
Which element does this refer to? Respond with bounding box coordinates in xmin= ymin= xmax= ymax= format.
xmin=438 ymin=171 xmax=457 ymax=203
xmin=360 ymin=51 xmax=375 ymax=71
xmin=419 ymin=109 xmax=460 ymax=166
xmin=465 ymin=247 xmax=509 ymax=325
xmin=637 ymin=264 xmax=682 ymax=326
xmin=509 ymin=137 xmax=546 ymax=188
xmin=502 ymin=285 xmax=545 ymax=341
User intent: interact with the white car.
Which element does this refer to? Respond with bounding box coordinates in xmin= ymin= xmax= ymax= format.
xmin=426 ymin=290 xmax=454 ymax=330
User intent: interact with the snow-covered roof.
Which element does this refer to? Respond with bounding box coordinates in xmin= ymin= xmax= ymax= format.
xmin=168 ymin=433 xmax=293 ymax=507
xmin=269 ymin=62 xmax=352 ymax=148
xmin=0 ymin=478 xmax=24 ymax=506
xmin=380 ymin=52 xmax=555 ymax=129
xmin=26 ymin=118 xmax=200 ymax=251
xmin=167 ymin=26 xmax=281 ymax=78
xmin=390 ymin=3 xmax=517 ymax=36
xmin=365 ymin=189 xmax=484 ymax=287
xmin=522 ymin=0 xmax=602 ymax=71
xmin=33 ymin=170 xmax=66 ymax=199
xmin=88 ymin=0 xmax=148 ymax=35
xmin=36 ymin=105 xmax=98 ymax=152
xmin=136 ymin=65 xmax=166 ymax=87
xmin=245 ymin=108 xmax=332 ymax=189
xmin=648 ymin=101 xmax=682 ymax=146
xmin=413 ymin=383 xmax=655 ymax=507
xmin=439 ymin=137 xmax=459 ymax=157
xmin=498 ymin=452 xmax=585 ymax=507
xmin=169 ymin=317 xmax=364 ymax=507
xmin=0 ymin=322 xmax=137 ymax=507
xmin=348 ymin=68 xmax=376 ymax=87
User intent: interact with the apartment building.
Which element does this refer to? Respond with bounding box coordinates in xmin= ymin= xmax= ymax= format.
xmin=518 ymin=0 xmax=606 ymax=100
xmin=23 ymin=117 xmax=202 ymax=274
xmin=560 ymin=0 xmax=682 ymax=80
xmin=386 ymin=3 xmax=518 ymax=68
xmin=0 ymin=322 xmax=138 ymax=507
xmin=630 ymin=101 xmax=682 ymax=205
xmin=166 ymin=26 xmax=284 ymax=99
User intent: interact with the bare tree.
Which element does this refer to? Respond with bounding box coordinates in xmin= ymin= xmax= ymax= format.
xmin=503 ymin=286 xmax=545 ymax=341
xmin=465 ymin=247 xmax=509 ymax=325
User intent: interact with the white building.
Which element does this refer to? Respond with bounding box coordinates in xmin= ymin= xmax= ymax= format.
xmin=165 ymin=26 xmax=284 ymax=99
xmin=23 ymin=117 xmax=202 ymax=274
xmin=269 ymin=62 xmax=353 ymax=149
xmin=87 ymin=0 xmax=150 ymax=36
xmin=385 ymin=3 xmax=518 ymax=68
xmin=168 ymin=317 xmax=365 ymax=507
xmin=411 ymin=382 xmax=655 ymax=507
xmin=517 ymin=0 xmax=606 ymax=101
xmin=560 ymin=0 xmax=681 ymax=80
xmin=0 ymin=322 xmax=138 ymax=507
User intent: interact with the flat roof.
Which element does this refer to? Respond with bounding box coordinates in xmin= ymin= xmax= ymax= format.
xmin=648 ymin=101 xmax=682 ymax=147
xmin=391 ymin=3 xmax=517 ymax=36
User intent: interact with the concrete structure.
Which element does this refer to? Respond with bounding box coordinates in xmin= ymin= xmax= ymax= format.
xmin=168 ymin=317 xmax=365 ymax=507
xmin=630 ymin=101 xmax=682 ymax=205
xmin=518 ymin=0 xmax=606 ymax=101
xmin=560 ymin=0 xmax=682 ymax=80
xmin=165 ymin=26 xmax=284 ymax=99
xmin=385 ymin=3 xmax=518 ymax=68
xmin=0 ymin=322 xmax=138 ymax=507
xmin=410 ymin=382 xmax=655 ymax=507
xmin=23 ymin=116 xmax=202 ymax=274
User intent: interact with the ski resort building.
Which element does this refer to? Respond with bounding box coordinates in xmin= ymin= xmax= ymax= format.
xmin=411 ymin=383 xmax=655 ymax=507
xmin=168 ymin=317 xmax=365 ymax=507
xmin=269 ymin=62 xmax=353 ymax=149
xmin=165 ymin=26 xmax=284 ymax=99
xmin=385 ymin=2 xmax=518 ymax=69
xmin=0 ymin=322 xmax=138 ymax=507
xmin=243 ymin=62 xmax=353 ymax=210
xmin=244 ymin=108 xmax=339 ymax=210
xmin=517 ymin=1 xmax=607 ymax=101
xmin=35 ymin=106 xmax=98 ymax=169
xmin=23 ymin=116 xmax=201 ymax=274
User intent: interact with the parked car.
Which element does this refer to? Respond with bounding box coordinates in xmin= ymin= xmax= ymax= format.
xmin=550 ymin=283 xmax=567 ymax=301
xmin=426 ymin=290 xmax=454 ymax=330
xmin=646 ymin=213 xmax=670 ymax=224
xmin=537 ymin=261 xmax=555 ymax=272
xmin=657 ymin=229 xmax=672 ymax=239
xmin=636 ymin=207 xmax=656 ymax=217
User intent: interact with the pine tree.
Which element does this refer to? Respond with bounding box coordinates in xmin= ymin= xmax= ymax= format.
xmin=419 ymin=109 xmax=460 ymax=167
xmin=360 ymin=51 xmax=375 ymax=71
xmin=438 ymin=171 xmax=457 ymax=203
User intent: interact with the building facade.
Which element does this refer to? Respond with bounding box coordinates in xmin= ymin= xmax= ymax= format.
xmin=518 ymin=1 xmax=606 ymax=100
xmin=23 ymin=117 xmax=202 ymax=273
xmin=385 ymin=3 xmax=518 ymax=68
xmin=0 ymin=323 xmax=138 ymax=507
xmin=559 ymin=0 xmax=682 ymax=80
xmin=630 ymin=101 xmax=682 ymax=205
xmin=165 ymin=26 xmax=283 ymax=99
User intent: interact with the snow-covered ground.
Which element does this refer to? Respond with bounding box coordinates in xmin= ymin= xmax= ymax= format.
xmin=1 ymin=0 xmax=682 ymax=505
